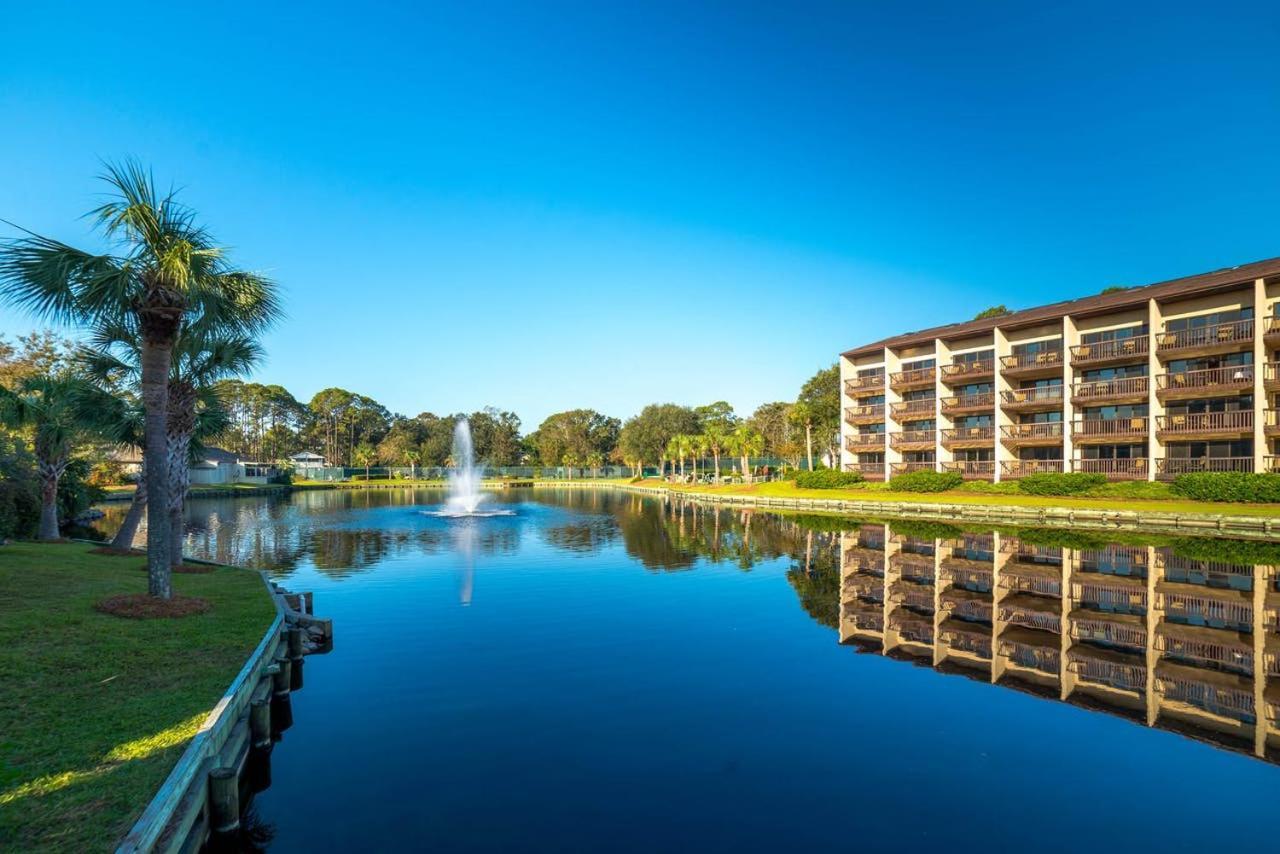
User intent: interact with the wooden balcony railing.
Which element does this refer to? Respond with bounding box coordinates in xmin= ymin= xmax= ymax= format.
xmin=940 ymin=359 xmax=995 ymax=384
xmin=1265 ymin=409 xmax=1280 ymax=435
xmin=1000 ymin=422 xmax=1064 ymax=443
xmin=890 ymin=461 xmax=935 ymax=476
xmin=1156 ymin=457 xmax=1255 ymax=478
xmin=1072 ymin=457 xmax=1149 ymax=479
xmin=1155 ymin=664 xmax=1255 ymax=723
xmin=1155 ymin=410 xmax=1253 ymax=437
xmin=940 ymin=460 xmax=995 ymax=478
xmin=845 ymin=461 xmax=886 ymax=480
xmin=1266 ymin=314 xmax=1280 ymax=345
xmin=844 ymin=434 xmax=886 ymax=453
xmin=844 ymin=374 xmax=885 ymax=396
xmin=1000 ymin=459 xmax=1064 ymax=477
xmin=1265 ymin=362 xmax=1280 ymax=389
xmin=1155 ymin=365 xmax=1253 ymax=397
xmin=1156 ymin=584 xmax=1253 ymax=631
xmin=890 ymin=429 xmax=935 ymax=449
xmin=941 ymin=425 xmax=995 ymax=446
xmin=889 ymin=399 xmax=935 ymax=420
xmin=1265 ymin=456 xmax=1280 ymax=474
xmin=844 ymin=404 xmax=884 ymax=425
xmin=1072 ymin=417 xmax=1148 ymax=441
xmin=1072 ymin=574 xmax=1147 ymax=615
xmin=1071 ymin=376 xmax=1149 ymax=404
xmin=1067 ymin=646 xmax=1146 ymax=693
xmin=1156 ymin=318 xmax=1253 ymax=354
xmin=890 ymin=366 xmax=936 ymax=389
xmin=1000 ymin=385 xmax=1064 ymax=408
xmin=1070 ymin=615 xmax=1147 ymax=651
xmin=1000 ymin=349 xmax=1064 ymax=374
xmin=940 ymin=392 xmax=995 ymax=414
xmin=1070 ymin=336 xmax=1149 ymax=366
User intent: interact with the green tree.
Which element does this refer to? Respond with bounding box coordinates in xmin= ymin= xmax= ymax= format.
xmin=0 ymin=163 xmax=278 ymax=597
xmin=354 ymin=442 xmax=378 ymax=479
xmin=0 ymin=375 xmax=116 ymax=539
xmin=973 ymin=305 xmax=1011 ymax=320
xmin=795 ymin=364 xmax=840 ymax=469
xmin=749 ymin=401 xmax=795 ymax=468
xmin=618 ymin=403 xmax=700 ymax=476
xmin=729 ymin=424 xmax=765 ymax=482
xmin=530 ymin=409 xmax=619 ymax=470
xmin=694 ymin=400 xmax=739 ymax=434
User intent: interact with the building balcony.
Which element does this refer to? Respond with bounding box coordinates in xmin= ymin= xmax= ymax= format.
xmin=889 ymin=608 xmax=935 ymax=646
xmin=1156 ymin=318 xmax=1254 ymax=359
xmin=1000 ymin=559 xmax=1062 ymax=597
xmin=1000 ymin=384 xmax=1064 ymax=413
xmin=1266 ymin=409 xmax=1280 ymax=438
xmin=939 ymin=619 xmax=994 ymax=659
xmin=940 ymin=459 xmax=995 ymax=479
xmin=1154 ymin=661 xmax=1256 ymax=724
xmin=1155 ymin=621 xmax=1254 ymax=674
xmin=1155 ymin=365 xmax=1254 ymax=400
xmin=845 ymin=434 xmax=886 ymax=453
xmin=939 ymin=558 xmax=993 ymax=593
xmin=844 ymin=374 xmax=886 ymax=398
xmin=890 ymin=366 xmax=936 ymax=392
xmin=843 ymin=546 xmax=885 ymax=574
xmin=1075 ymin=545 xmax=1149 ymax=577
xmin=844 ymin=461 xmax=885 ymax=481
xmin=890 ymin=429 xmax=936 ymax=451
xmin=998 ymin=627 xmax=1061 ymax=676
xmin=941 ymin=425 xmax=995 ymax=449
xmin=940 ymin=391 xmax=995 ymax=415
xmin=889 ymin=398 xmax=935 ymax=422
xmin=844 ymin=404 xmax=884 ymax=426
xmin=890 ymin=579 xmax=936 ymax=613
xmin=1071 ymin=376 xmax=1149 ymax=406
xmin=1265 ymin=456 xmax=1280 ymax=474
xmin=1265 ymin=362 xmax=1280 ymax=393
xmin=1070 ymin=336 xmax=1149 ymax=369
xmin=1157 ymin=580 xmax=1253 ymax=632
xmin=941 ymin=588 xmax=994 ymax=624
xmin=890 ymin=550 xmax=936 ymax=582
xmin=940 ymin=359 xmax=995 ymax=385
xmin=1071 ymin=572 xmax=1148 ymax=615
xmin=999 ymin=593 xmax=1062 ymax=634
xmin=999 ymin=421 xmax=1064 ymax=448
xmin=1156 ymin=456 xmax=1255 ymax=479
xmin=1072 ymin=457 xmax=1150 ymax=479
xmin=844 ymin=572 xmax=886 ymax=603
xmin=1000 ymin=348 xmax=1064 ymax=380
xmin=1265 ymin=315 xmax=1280 ymax=350
xmin=1154 ymin=410 xmax=1252 ymax=441
xmin=890 ymin=461 xmax=935 ymax=476
xmin=1000 ymin=459 xmax=1064 ymax=478
xmin=1067 ymin=644 xmax=1147 ymax=693
xmin=1072 ymin=417 xmax=1148 ymax=444
xmin=1069 ymin=611 xmax=1147 ymax=652
xmin=1155 ymin=550 xmax=1253 ymax=590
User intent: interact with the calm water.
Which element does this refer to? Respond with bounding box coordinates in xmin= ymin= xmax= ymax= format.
xmin=97 ymin=488 xmax=1280 ymax=852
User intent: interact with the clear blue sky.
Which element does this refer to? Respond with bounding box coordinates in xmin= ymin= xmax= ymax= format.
xmin=2 ymin=2 xmax=1278 ymax=427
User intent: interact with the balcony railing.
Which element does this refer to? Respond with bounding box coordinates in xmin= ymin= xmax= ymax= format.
xmin=1070 ymin=336 xmax=1149 ymax=367
xmin=1001 ymin=459 xmax=1064 ymax=477
xmin=1156 ymin=457 xmax=1255 ymax=478
xmin=844 ymin=404 xmax=884 ymax=425
xmin=890 ymin=461 xmax=935 ymax=476
xmin=1266 ymin=314 xmax=1280 ymax=345
xmin=1000 ymin=422 xmax=1064 ymax=443
xmin=1156 ymin=318 xmax=1253 ymax=355
xmin=844 ymin=461 xmax=886 ymax=480
xmin=1265 ymin=456 xmax=1280 ymax=473
xmin=1000 ymin=349 xmax=1064 ymax=375
xmin=890 ymin=366 xmax=936 ymax=390
xmin=1266 ymin=409 xmax=1280 ymax=435
xmin=940 ymin=460 xmax=995 ymax=479
xmin=941 ymin=359 xmax=995 ymax=384
xmin=1072 ymin=417 xmax=1148 ymax=441
xmin=941 ymin=425 xmax=995 ymax=447
xmin=845 ymin=374 xmax=885 ymax=396
xmin=890 ymin=429 xmax=935 ymax=449
xmin=1154 ymin=410 xmax=1253 ymax=438
xmin=1000 ymin=385 xmax=1064 ymax=408
xmin=889 ymin=399 xmax=935 ymax=420
xmin=1072 ymin=457 xmax=1149 ymax=479
xmin=1265 ymin=362 xmax=1280 ymax=390
xmin=1071 ymin=376 xmax=1149 ymax=404
xmin=1155 ymin=365 xmax=1253 ymax=398
xmin=940 ymin=392 xmax=995 ymax=414
xmin=845 ymin=435 xmax=886 ymax=453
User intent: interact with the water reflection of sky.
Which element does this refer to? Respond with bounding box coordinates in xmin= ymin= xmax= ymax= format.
xmin=87 ymin=489 xmax=1280 ymax=852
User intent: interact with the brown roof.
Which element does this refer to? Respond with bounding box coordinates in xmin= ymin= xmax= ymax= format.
xmin=842 ymin=255 xmax=1280 ymax=359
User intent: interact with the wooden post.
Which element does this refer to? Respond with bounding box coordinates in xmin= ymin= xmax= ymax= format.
xmin=272 ymin=658 xmax=292 ymax=697
xmin=249 ymin=698 xmax=272 ymax=750
xmin=208 ymin=767 xmax=240 ymax=834
xmin=287 ymin=626 xmax=304 ymax=660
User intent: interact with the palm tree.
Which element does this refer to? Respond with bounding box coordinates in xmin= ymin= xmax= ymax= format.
xmin=354 ymin=443 xmax=377 ymax=480
xmin=0 ymin=162 xmax=279 ymax=598
xmin=789 ymin=401 xmax=815 ymax=471
xmin=703 ymin=425 xmax=727 ymax=482
xmin=561 ymin=451 xmax=581 ymax=479
xmin=0 ymin=375 xmax=116 ymax=539
xmin=404 ymin=448 xmax=421 ymax=480
xmin=731 ymin=425 xmax=765 ymax=483
xmin=81 ymin=320 xmax=262 ymax=566
xmin=665 ymin=436 xmax=683 ymax=478
xmin=586 ymin=450 xmax=604 ymax=478
xmin=691 ymin=433 xmax=709 ymax=480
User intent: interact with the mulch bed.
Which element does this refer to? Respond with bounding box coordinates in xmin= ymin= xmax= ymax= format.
xmin=95 ymin=594 xmax=212 ymax=619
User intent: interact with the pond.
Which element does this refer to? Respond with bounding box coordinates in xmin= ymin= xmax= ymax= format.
xmin=94 ymin=488 xmax=1280 ymax=852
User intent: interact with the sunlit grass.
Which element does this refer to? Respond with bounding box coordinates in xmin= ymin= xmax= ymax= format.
xmin=0 ymin=543 xmax=273 ymax=851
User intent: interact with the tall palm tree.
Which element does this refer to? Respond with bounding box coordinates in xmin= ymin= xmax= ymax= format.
xmin=404 ymin=448 xmax=421 ymax=480
xmin=703 ymin=425 xmax=727 ymax=482
xmin=691 ymin=433 xmax=709 ymax=480
xmin=730 ymin=425 xmax=765 ymax=482
xmin=0 ymin=375 xmax=116 ymax=539
xmin=665 ymin=436 xmax=683 ymax=478
xmin=354 ymin=443 xmax=377 ymax=480
xmin=0 ymin=163 xmax=278 ymax=597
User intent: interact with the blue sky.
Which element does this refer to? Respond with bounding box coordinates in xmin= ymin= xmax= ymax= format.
xmin=2 ymin=2 xmax=1278 ymax=427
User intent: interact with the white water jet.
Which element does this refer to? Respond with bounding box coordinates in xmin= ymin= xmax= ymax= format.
xmin=427 ymin=418 xmax=514 ymax=518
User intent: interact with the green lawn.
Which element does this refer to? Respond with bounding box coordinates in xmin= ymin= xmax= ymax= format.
xmin=0 ymin=543 xmax=275 ymax=851
xmin=640 ymin=478 xmax=1280 ymax=517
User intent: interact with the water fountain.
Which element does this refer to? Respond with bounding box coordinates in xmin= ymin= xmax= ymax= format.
xmin=428 ymin=418 xmax=514 ymax=518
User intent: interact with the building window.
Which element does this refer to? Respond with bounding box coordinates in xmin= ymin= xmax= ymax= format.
xmin=1164 ymin=307 xmax=1252 ymax=333
xmin=1081 ymin=324 xmax=1149 ymax=345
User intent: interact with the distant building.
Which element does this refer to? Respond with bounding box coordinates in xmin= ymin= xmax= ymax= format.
xmin=190 ymin=447 xmax=279 ymax=485
xmin=290 ymin=451 xmax=327 ymax=474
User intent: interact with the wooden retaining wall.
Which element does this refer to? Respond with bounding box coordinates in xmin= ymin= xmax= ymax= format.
xmin=116 ymin=571 xmax=333 ymax=854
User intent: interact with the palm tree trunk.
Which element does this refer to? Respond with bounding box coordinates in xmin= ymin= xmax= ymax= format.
xmin=38 ymin=464 xmax=60 ymax=540
xmin=166 ymin=387 xmax=195 ymax=569
xmin=140 ymin=338 xmax=173 ymax=598
xmin=805 ymin=421 xmax=814 ymax=471
xmin=111 ymin=475 xmax=147 ymax=550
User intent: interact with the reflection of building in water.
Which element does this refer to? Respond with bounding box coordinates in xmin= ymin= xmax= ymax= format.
xmin=840 ymin=525 xmax=1280 ymax=762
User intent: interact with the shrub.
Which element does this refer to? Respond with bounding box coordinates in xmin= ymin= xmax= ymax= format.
xmin=888 ymin=470 xmax=963 ymax=492
xmin=1170 ymin=472 xmax=1280 ymax=503
xmin=795 ymin=469 xmax=864 ymax=489
xmin=1017 ymin=472 xmax=1106 ymax=496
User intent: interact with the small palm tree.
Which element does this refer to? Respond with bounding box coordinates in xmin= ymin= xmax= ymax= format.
xmin=732 ymin=425 xmax=765 ymax=483
xmin=404 ymin=448 xmax=421 ymax=480
xmin=703 ymin=425 xmax=727 ymax=481
xmin=665 ymin=436 xmax=683 ymax=478
xmin=354 ymin=443 xmax=377 ymax=480
xmin=0 ymin=163 xmax=279 ymax=598
xmin=0 ymin=375 xmax=116 ymax=539
xmin=585 ymin=450 xmax=604 ymax=477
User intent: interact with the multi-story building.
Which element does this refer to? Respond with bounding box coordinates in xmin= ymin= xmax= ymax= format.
xmin=840 ymin=257 xmax=1280 ymax=481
